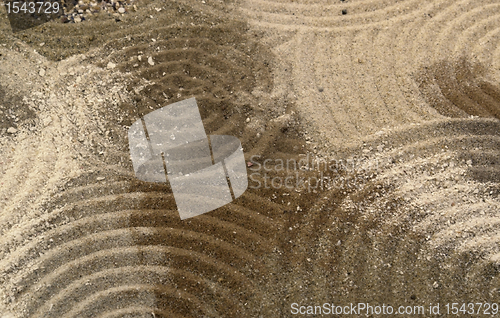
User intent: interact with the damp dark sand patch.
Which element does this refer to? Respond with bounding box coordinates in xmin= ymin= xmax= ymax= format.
xmin=416 ymin=58 xmax=500 ymax=183
xmin=4 ymin=0 xmax=224 ymax=61
xmin=0 ymin=84 xmax=37 ymax=132
xmin=417 ymin=58 xmax=500 ymax=120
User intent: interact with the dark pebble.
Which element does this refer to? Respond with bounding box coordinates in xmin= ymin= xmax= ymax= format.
xmin=318 ymin=87 xmax=324 ymax=92
xmin=342 ymin=9 xmax=347 ymax=15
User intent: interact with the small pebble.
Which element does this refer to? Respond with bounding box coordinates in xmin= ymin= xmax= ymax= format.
xmin=39 ymin=69 xmax=45 ymax=77
xmin=96 ymin=176 xmax=106 ymax=181
xmin=118 ymin=7 xmax=125 ymax=13
xmin=318 ymin=87 xmax=324 ymax=92
xmin=107 ymin=62 xmax=116 ymax=69
xmin=148 ymin=57 xmax=155 ymax=66
xmin=245 ymin=117 xmax=250 ymax=123
xmin=7 ymin=127 xmax=17 ymax=134
xmin=342 ymin=9 xmax=347 ymax=15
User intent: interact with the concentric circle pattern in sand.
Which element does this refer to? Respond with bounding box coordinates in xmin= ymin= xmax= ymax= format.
xmin=232 ymin=0 xmax=500 ymax=308
xmin=236 ymin=0 xmax=500 ymax=146
xmin=0 ymin=3 xmax=313 ymax=316
xmin=281 ymin=119 xmax=500 ymax=305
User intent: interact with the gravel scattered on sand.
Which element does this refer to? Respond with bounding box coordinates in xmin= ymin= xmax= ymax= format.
xmin=60 ymin=0 xmax=137 ymax=23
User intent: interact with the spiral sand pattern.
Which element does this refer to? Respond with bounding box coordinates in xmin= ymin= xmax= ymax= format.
xmin=0 ymin=0 xmax=500 ymax=316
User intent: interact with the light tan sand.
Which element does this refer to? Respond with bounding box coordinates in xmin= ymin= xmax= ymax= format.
xmin=0 ymin=0 xmax=499 ymax=316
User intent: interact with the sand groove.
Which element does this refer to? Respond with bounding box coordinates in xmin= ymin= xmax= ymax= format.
xmin=237 ymin=0 xmax=500 ymax=147
xmin=0 ymin=2 xmax=310 ymax=315
xmin=232 ymin=0 xmax=500 ymax=303
xmin=274 ymin=119 xmax=500 ymax=306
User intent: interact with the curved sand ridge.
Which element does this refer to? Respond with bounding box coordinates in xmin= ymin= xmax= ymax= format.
xmin=232 ymin=0 xmax=500 ymax=307
xmin=0 ymin=2 xmax=314 ymax=316
xmin=280 ymin=118 xmax=500 ymax=305
xmin=237 ymin=0 xmax=500 ymax=146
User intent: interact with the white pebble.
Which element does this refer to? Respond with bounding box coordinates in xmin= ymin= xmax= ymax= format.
xmin=107 ymin=61 xmax=116 ymax=69
xmin=39 ymin=69 xmax=45 ymax=76
xmin=7 ymin=127 xmax=17 ymax=134
xmin=148 ymin=56 xmax=155 ymax=66
xmin=118 ymin=7 xmax=125 ymax=13
xmin=245 ymin=117 xmax=250 ymax=123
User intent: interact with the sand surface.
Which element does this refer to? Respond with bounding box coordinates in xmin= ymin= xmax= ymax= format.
xmin=0 ymin=0 xmax=499 ymax=316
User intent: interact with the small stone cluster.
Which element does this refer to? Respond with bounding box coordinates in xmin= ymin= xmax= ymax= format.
xmin=60 ymin=0 xmax=137 ymax=23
